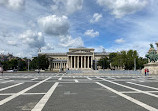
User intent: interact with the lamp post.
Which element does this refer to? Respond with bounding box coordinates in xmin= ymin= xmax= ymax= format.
xmin=28 ymin=59 xmax=30 ymax=72
xmin=134 ymin=58 xmax=136 ymax=71
xmin=38 ymin=48 xmax=41 ymax=73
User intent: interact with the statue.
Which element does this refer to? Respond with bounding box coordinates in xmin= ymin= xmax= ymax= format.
xmin=145 ymin=44 xmax=158 ymax=62
xmin=150 ymin=44 xmax=154 ymax=48
xmin=142 ymin=43 xmax=158 ymax=75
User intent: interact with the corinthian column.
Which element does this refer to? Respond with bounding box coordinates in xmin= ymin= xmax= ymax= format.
xmin=71 ymin=56 xmax=72 ymax=68
xmin=77 ymin=56 xmax=79 ymax=68
xmin=81 ymin=56 xmax=83 ymax=68
xmin=91 ymin=56 xmax=93 ymax=68
xmin=84 ymin=56 xmax=86 ymax=68
xmin=88 ymin=56 xmax=89 ymax=69
xmin=74 ymin=56 xmax=76 ymax=69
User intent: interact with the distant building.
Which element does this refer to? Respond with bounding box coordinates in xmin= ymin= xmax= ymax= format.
xmin=39 ymin=47 xmax=110 ymax=71
xmin=0 ymin=53 xmax=15 ymax=62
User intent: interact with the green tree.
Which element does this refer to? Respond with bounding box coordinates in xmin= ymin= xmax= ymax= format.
xmin=18 ymin=59 xmax=27 ymax=71
xmin=98 ymin=56 xmax=110 ymax=69
xmin=108 ymin=50 xmax=146 ymax=70
xmin=30 ymin=55 xmax=49 ymax=70
xmin=124 ymin=50 xmax=138 ymax=70
xmin=38 ymin=55 xmax=49 ymax=70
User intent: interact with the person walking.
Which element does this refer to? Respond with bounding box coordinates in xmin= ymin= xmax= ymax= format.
xmin=147 ymin=69 xmax=149 ymax=76
xmin=145 ymin=68 xmax=147 ymax=76
xmin=0 ymin=67 xmax=3 ymax=76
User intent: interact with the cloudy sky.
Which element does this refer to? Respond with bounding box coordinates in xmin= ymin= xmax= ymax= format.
xmin=0 ymin=0 xmax=157 ymax=58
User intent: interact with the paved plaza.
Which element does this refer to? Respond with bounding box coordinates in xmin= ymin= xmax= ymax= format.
xmin=0 ymin=73 xmax=157 ymax=111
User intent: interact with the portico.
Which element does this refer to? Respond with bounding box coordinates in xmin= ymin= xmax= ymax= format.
xmin=68 ymin=56 xmax=93 ymax=69
xmin=67 ymin=48 xmax=94 ymax=69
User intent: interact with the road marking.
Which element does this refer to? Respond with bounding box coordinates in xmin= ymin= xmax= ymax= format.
xmin=0 ymin=77 xmax=51 ymax=105
xmin=120 ymin=91 xmax=158 ymax=94
xmin=98 ymin=77 xmax=158 ymax=98
xmin=0 ymin=93 xmax=46 ymax=96
xmin=23 ymin=93 xmax=46 ymax=95
xmin=0 ymin=83 xmax=23 ymax=92
xmin=74 ymin=79 xmax=79 ymax=83
xmin=127 ymin=82 xmax=158 ymax=91
xmin=96 ymin=82 xmax=158 ymax=111
xmin=58 ymin=74 xmax=65 ymax=80
xmin=1 ymin=80 xmax=14 ymax=83
xmin=0 ymin=93 xmax=15 ymax=95
xmin=58 ymin=77 xmax=62 ymax=80
xmin=31 ymin=78 xmax=38 ymax=81
xmin=87 ymin=77 xmax=92 ymax=80
xmin=31 ymin=82 xmax=59 ymax=111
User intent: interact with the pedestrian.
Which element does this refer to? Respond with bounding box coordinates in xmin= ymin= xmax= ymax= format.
xmin=0 ymin=67 xmax=3 ymax=76
xmin=147 ymin=69 xmax=149 ymax=76
xmin=145 ymin=68 xmax=147 ymax=76
xmin=38 ymin=69 xmax=40 ymax=74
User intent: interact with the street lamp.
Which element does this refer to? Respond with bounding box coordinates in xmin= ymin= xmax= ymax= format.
xmin=38 ymin=48 xmax=41 ymax=73
xmin=134 ymin=58 xmax=136 ymax=71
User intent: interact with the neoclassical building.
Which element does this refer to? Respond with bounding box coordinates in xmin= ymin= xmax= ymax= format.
xmin=39 ymin=47 xmax=109 ymax=71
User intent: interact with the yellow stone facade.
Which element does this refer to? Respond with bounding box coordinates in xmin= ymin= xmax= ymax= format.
xmin=39 ymin=48 xmax=109 ymax=71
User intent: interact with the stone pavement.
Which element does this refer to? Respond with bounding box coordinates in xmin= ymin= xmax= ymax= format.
xmin=0 ymin=73 xmax=157 ymax=111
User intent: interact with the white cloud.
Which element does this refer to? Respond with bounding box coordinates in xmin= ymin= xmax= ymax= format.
xmin=7 ymin=40 xmax=17 ymax=46
xmin=97 ymin=0 xmax=148 ymax=18
xmin=115 ymin=38 xmax=125 ymax=43
xmin=84 ymin=29 xmax=99 ymax=38
xmin=90 ymin=13 xmax=102 ymax=23
xmin=19 ymin=30 xmax=45 ymax=49
xmin=51 ymin=0 xmax=83 ymax=15
xmin=41 ymin=43 xmax=54 ymax=50
xmin=94 ymin=46 xmax=105 ymax=52
xmin=59 ymin=35 xmax=84 ymax=48
xmin=38 ymin=15 xmax=69 ymax=35
xmin=0 ymin=0 xmax=25 ymax=10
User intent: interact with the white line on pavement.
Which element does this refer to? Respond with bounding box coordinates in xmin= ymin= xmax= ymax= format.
xmin=74 ymin=79 xmax=79 ymax=83
xmin=0 ymin=93 xmax=46 ymax=96
xmin=0 ymin=77 xmax=51 ymax=105
xmin=31 ymin=82 xmax=59 ymax=111
xmin=31 ymin=78 xmax=38 ymax=81
xmin=97 ymin=77 xmax=158 ymax=98
xmin=96 ymin=82 xmax=158 ymax=111
xmin=127 ymin=82 xmax=158 ymax=91
xmin=23 ymin=93 xmax=46 ymax=95
xmin=0 ymin=93 xmax=15 ymax=95
xmin=58 ymin=77 xmax=62 ymax=80
xmin=0 ymin=83 xmax=23 ymax=92
xmin=120 ymin=91 xmax=158 ymax=94
xmin=87 ymin=77 xmax=92 ymax=80
xmin=1 ymin=80 xmax=14 ymax=83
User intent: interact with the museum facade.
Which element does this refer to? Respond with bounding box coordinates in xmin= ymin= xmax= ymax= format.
xmin=39 ymin=47 xmax=109 ymax=71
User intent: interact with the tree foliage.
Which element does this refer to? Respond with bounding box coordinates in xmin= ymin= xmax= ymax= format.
xmin=99 ymin=50 xmax=148 ymax=70
xmin=0 ymin=58 xmax=27 ymax=71
xmin=98 ymin=56 xmax=110 ymax=69
xmin=0 ymin=55 xmax=49 ymax=71
xmin=30 ymin=55 xmax=49 ymax=70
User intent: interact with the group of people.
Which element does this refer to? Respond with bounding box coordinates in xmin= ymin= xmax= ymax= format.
xmin=144 ymin=68 xmax=149 ymax=76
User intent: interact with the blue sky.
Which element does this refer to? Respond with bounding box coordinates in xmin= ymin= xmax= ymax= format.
xmin=0 ymin=0 xmax=157 ymax=58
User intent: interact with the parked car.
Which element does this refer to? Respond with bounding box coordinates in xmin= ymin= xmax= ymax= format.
xmin=7 ymin=70 xmax=14 ymax=72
